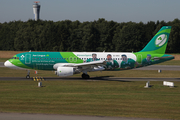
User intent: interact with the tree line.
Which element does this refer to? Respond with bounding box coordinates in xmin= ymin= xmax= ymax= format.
xmin=0 ymin=18 xmax=180 ymax=53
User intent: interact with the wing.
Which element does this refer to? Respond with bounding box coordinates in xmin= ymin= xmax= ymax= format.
xmin=73 ymin=61 xmax=106 ymax=67
xmin=53 ymin=61 xmax=106 ymax=72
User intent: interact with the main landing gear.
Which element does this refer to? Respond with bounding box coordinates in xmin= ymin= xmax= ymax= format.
xmin=81 ymin=73 xmax=90 ymax=79
xmin=26 ymin=70 xmax=30 ymax=79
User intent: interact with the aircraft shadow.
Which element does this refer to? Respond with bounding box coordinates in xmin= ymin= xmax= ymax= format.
xmin=43 ymin=76 xmax=132 ymax=82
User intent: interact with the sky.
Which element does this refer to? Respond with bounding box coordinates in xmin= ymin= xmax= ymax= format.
xmin=0 ymin=0 xmax=180 ymax=23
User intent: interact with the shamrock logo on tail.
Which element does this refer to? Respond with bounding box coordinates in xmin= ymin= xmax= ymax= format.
xmin=155 ymin=34 xmax=167 ymax=47
xmin=158 ymin=37 xmax=162 ymax=40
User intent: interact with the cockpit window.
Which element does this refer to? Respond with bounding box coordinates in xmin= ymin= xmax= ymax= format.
xmin=11 ymin=57 xmax=19 ymax=59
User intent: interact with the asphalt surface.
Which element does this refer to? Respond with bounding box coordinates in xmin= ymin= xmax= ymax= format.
xmin=0 ymin=62 xmax=4 ymax=67
xmin=134 ymin=65 xmax=180 ymax=71
xmin=0 ymin=76 xmax=180 ymax=81
xmin=0 ymin=77 xmax=175 ymax=120
xmin=0 ymin=113 xmax=168 ymax=120
xmin=0 ymin=62 xmax=179 ymax=120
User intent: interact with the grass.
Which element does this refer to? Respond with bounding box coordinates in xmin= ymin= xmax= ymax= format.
xmin=0 ymin=51 xmax=27 ymax=58
xmin=0 ymin=58 xmax=9 ymax=62
xmin=1 ymin=52 xmax=180 ymax=119
xmin=0 ymin=80 xmax=180 ymax=119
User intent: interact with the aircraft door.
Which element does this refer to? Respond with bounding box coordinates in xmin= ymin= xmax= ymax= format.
xmin=25 ymin=54 xmax=31 ymax=64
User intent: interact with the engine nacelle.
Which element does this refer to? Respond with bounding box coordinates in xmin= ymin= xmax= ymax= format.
xmin=56 ymin=67 xmax=74 ymax=77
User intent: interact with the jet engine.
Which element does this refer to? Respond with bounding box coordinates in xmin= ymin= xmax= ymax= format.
xmin=56 ymin=67 xmax=74 ymax=77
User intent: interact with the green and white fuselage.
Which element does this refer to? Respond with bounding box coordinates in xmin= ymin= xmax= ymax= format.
xmin=4 ymin=26 xmax=174 ymax=78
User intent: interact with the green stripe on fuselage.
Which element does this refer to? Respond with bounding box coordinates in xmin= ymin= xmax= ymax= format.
xmin=10 ymin=52 xmax=84 ymax=70
xmin=60 ymin=52 xmax=83 ymax=63
xmin=13 ymin=52 xmax=73 ymax=70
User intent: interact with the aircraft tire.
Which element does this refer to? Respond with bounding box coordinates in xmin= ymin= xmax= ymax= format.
xmin=26 ymin=75 xmax=30 ymax=79
xmin=82 ymin=73 xmax=90 ymax=79
xmin=86 ymin=74 xmax=90 ymax=79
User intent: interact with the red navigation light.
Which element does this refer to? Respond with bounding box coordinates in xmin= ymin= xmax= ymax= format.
xmin=34 ymin=1 xmax=40 ymax=4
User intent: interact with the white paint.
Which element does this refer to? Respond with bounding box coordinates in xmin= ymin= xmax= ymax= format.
xmin=163 ymin=81 xmax=174 ymax=87
xmin=4 ymin=60 xmax=26 ymax=70
xmin=155 ymin=34 xmax=167 ymax=47
xmin=38 ymin=82 xmax=42 ymax=87
xmin=144 ymin=81 xmax=150 ymax=88
xmin=74 ymin=52 xmax=137 ymax=66
xmin=57 ymin=67 xmax=74 ymax=77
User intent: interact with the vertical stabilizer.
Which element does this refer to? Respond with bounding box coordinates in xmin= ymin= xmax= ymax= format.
xmin=140 ymin=26 xmax=171 ymax=54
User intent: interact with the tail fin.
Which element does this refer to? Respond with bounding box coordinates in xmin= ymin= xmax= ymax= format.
xmin=140 ymin=26 xmax=171 ymax=54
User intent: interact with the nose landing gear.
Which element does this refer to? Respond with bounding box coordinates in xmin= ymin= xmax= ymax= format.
xmin=26 ymin=70 xmax=30 ymax=79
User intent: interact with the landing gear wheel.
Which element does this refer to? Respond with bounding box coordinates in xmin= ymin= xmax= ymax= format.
xmin=82 ymin=73 xmax=90 ymax=79
xmin=26 ymin=75 xmax=30 ymax=79
xmin=26 ymin=70 xmax=30 ymax=79
xmin=86 ymin=74 xmax=90 ymax=79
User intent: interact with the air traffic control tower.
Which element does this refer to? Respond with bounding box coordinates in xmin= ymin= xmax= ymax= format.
xmin=33 ymin=1 xmax=40 ymax=21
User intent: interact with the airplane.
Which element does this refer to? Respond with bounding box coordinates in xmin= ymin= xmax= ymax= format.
xmin=4 ymin=26 xmax=174 ymax=79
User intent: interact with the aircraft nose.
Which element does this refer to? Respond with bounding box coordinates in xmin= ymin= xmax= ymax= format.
xmin=4 ymin=60 xmax=12 ymax=67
